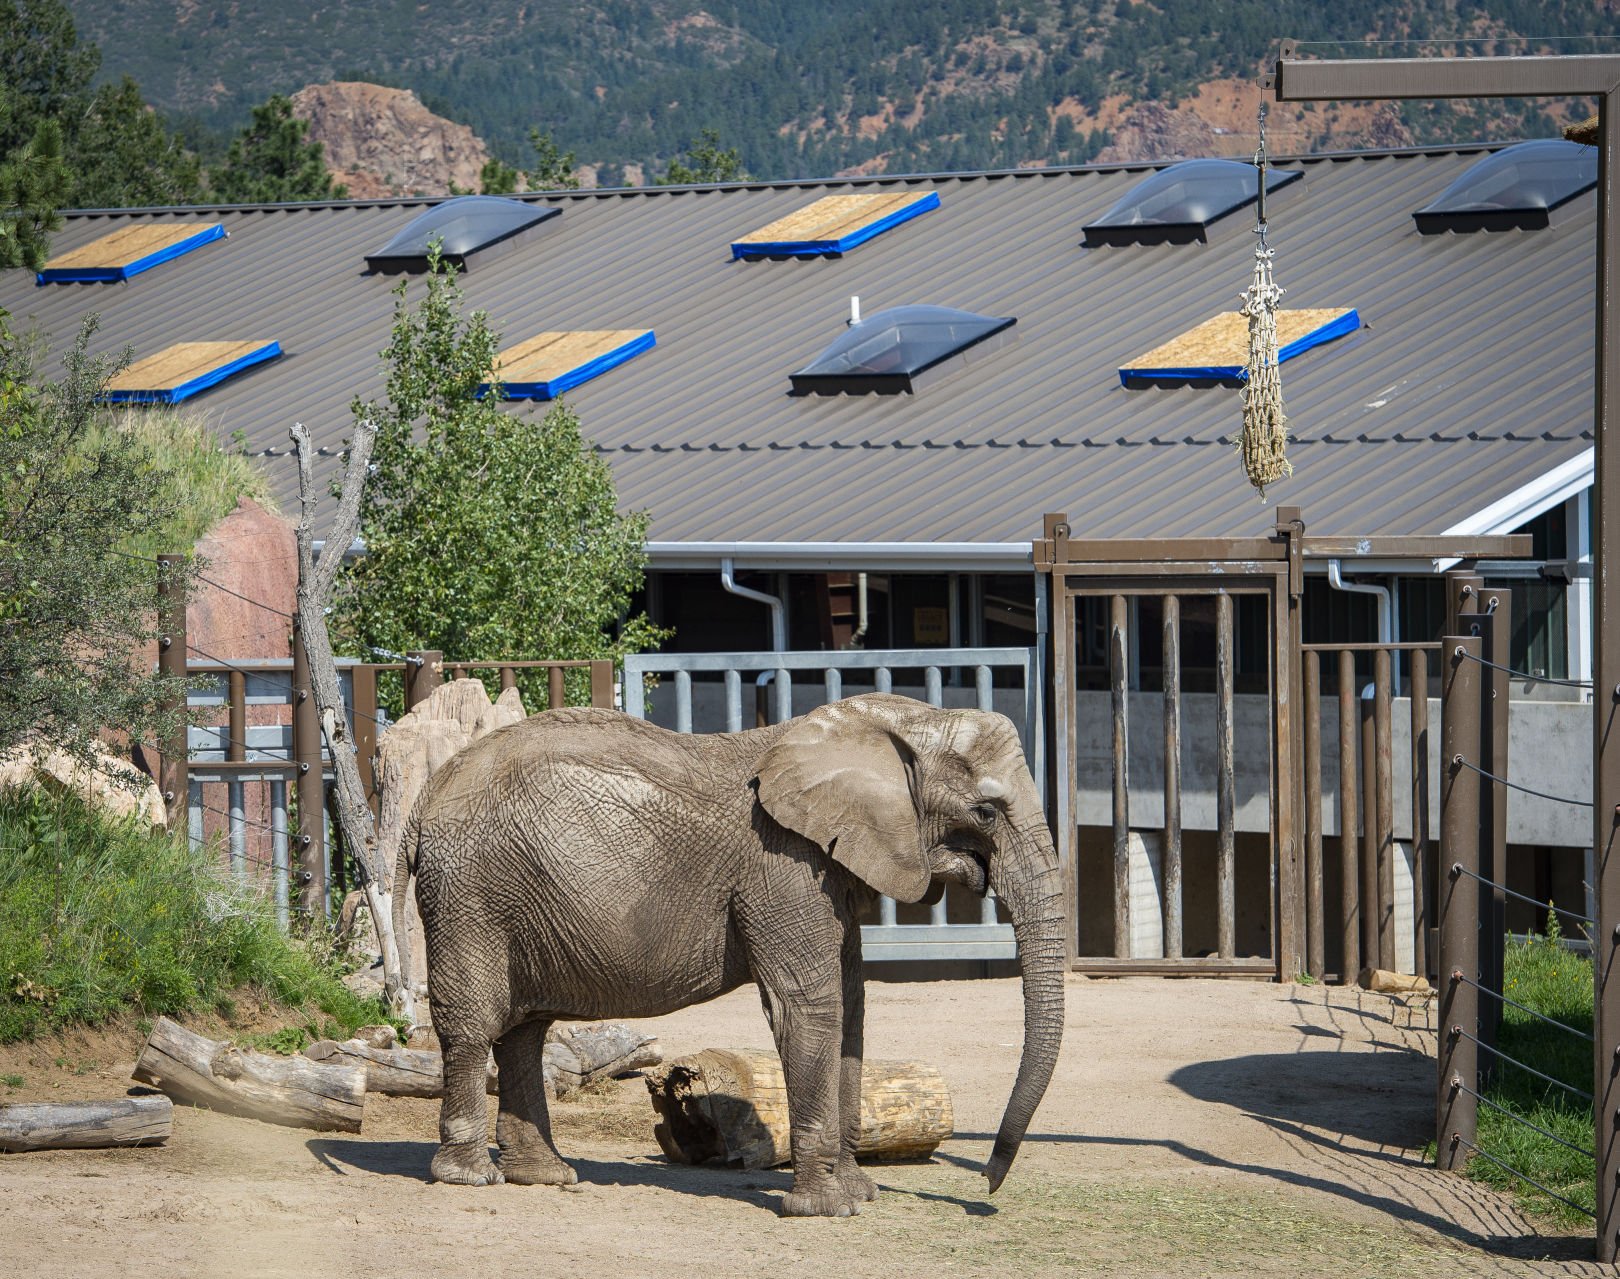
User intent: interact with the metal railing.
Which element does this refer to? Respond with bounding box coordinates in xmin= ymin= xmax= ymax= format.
xmin=622 ymin=646 xmax=1042 ymax=963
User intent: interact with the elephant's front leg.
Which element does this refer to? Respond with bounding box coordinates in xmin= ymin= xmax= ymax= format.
xmin=495 ymin=1020 xmax=577 ymax=1185
xmin=834 ymin=918 xmax=879 ymax=1206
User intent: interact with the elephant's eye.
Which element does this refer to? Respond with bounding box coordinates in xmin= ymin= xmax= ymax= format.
xmin=969 ymin=802 xmax=997 ymax=828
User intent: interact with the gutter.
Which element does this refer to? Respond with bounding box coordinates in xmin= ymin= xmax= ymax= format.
xmin=1327 ymin=559 xmax=1392 ymax=646
xmin=648 ymin=541 xmax=1033 ymax=572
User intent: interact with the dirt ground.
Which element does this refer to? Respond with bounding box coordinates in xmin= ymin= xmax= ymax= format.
xmin=0 ymin=976 xmax=1606 ymax=1278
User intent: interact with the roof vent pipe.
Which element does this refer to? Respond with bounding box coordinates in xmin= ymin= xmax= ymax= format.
xmin=720 ymin=558 xmax=786 ymax=653
xmin=849 ymin=295 xmax=861 ymax=326
xmin=1327 ymin=559 xmax=1392 ymax=698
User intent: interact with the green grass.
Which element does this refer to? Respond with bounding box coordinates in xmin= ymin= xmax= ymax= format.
xmin=0 ymin=786 xmax=387 ymax=1047
xmin=1464 ymin=922 xmax=1595 ymax=1224
xmin=86 ymin=407 xmax=276 ymax=559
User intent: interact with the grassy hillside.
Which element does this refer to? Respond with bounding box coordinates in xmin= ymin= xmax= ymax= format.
xmin=70 ymin=0 xmax=1608 ymax=179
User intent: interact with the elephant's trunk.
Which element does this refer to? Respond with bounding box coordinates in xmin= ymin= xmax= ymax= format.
xmin=983 ymin=818 xmax=1067 ymax=1193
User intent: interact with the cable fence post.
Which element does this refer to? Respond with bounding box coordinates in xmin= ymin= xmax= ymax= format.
xmin=155 ymin=554 xmax=188 ymax=829
xmin=405 ymin=650 xmax=442 ymax=709
xmin=1438 ymin=634 xmax=1482 ymax=1172
xmin=1482 ymin=587 xmax=1512 ymax=1078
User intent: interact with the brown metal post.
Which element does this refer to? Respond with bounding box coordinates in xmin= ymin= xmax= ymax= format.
xmin=1480 ymin=587 xmax=1511 ymax=1065
xmin=1216 ymin=591 xmax=1236 ymax=961
xmin=291 ymin=615 xmax=325 ymax=918
xmin=351 ymin=664 xmax=379 ymax=820
xmin=1110 ymin=593 xmax=1130 ymax=960
xmin=548 ymin=665 xmax=566 ymax=711
xmin=1360 ymin=685 xmax=1378 ymax=972
xmin=1438 ymin=635 xmax=1482 ymax=1172
xmin=1411 ymin=646 xmax=1431 ymax=979
xmin=405 ymin=650 xmax=442 ymax=710
xmin=1274 ymin=509 xmax=1306 ymax=981
xmin=155 ymin=554 xmax=188 ymax=828
xmin=1304 ymin=650 xmax=1324 ymax=980
xmin=589 ymin=660 xmax=614 ymax=709
xmin=1375 ymin=647 xmax=1395 ymax=972
xmin=1338 ymin=650 xmax=1360 ymax=982
xmin=500 ymin=665 xmax=518 ymax=693
xmin=1163 ymin=595 xmax=1183 ymax=962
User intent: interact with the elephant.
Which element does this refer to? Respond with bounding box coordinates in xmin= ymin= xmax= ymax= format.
xmin=394 ymin=692 xmax=1065 ymax=1217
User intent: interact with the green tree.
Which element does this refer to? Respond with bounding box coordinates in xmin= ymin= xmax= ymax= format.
xmin=69 ymin=77 xmax=203 ymax=209
xmin=657 ymin=128 xmax=745 ymax=185
xmin=525 ymin=127 xmax=580 ymax=190
xmin=210 ymin=94 xmax=346 ymax=204
xmin=0 ymin=0 xmax=98 ymax=160
xmin=477 ymin=155 xmax=519 ymax=195
xmin=335 ymin=249 xmax=666 ymax=700
xmin=0 ymin=102 xmax=70 ymax=270
xmin=0 ymin=316 xmax=194 ymax=759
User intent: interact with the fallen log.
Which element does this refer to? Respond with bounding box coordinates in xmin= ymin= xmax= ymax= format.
xmin=1357 ymin=967 xmax=1432 ymax=995
xmin=0 ymin=1096 xmax=173 ymax=1152
xmin=304 ymin=1022 xmax=660 ymax=1100
xmin=645 ymin=1049 xmax=952 ymax=1170
xmin=133 ymin=1017 xmax=366 ymax=1132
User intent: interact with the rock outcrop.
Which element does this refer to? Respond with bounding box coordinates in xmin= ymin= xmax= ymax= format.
xmin=290 ymin=81 xmax=491 ymax=199
xmin=1096 ymin=101 xmax=1218 ymax=165
xmin=0 ymin=744 xmax=168 ymax=831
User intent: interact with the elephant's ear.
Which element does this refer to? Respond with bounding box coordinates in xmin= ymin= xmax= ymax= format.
xmin=754 ymin=702 xmax=932 ymax=903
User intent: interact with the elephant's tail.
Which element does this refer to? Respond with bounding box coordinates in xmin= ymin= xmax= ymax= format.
xmin=391 ymin=803 xmax=422 ymax=996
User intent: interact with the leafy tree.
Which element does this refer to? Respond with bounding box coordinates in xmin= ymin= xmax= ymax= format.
xmin=0 ymin=0 xmax=98 ymax=160
xmin=210 ymin=94 xmax=346 ymax=204
xmin=0 ymin=316 xmax=194 ymax=759
xmin=657 ymin=128 xmax=745 ymax=185
xmin=335 ymin=249 xmax=666 ymax=702
xmin=70 ymin=77 xmax=203 ymax=209
xmin=0 ymin=102 xmax=70 ymax=270
xmin=477 ymin=155 xmax=519 ymax=194
xmin=524 ymin=127 xmax=580 ymax=190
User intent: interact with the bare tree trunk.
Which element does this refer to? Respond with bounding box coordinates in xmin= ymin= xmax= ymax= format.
xmin=289 ymin=420 xmax=415 ymax=1025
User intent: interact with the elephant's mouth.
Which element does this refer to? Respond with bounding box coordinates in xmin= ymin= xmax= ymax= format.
xmin=928 ymin=844 xmax=989 ymax=897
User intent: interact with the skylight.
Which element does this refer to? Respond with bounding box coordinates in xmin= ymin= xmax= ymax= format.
xmin=1413 ymin=140 xmax=1597 ymax=233
xmin=37 ymin=222 xmax=225 ymax=285
xmin=731 ymin=190 xmax=941 ymax=259
xmin=1119 ymin=308 xmax=1359 ymax=386
xmin=790 ymin=305 xmax=1015 ymax=395
xmin=365 ymin=196 xmax=561 ymax=272
xmin=1083 ymin=160 xmax=1303 ymax=247
xmin=102 ymin=340 xmax=282 ymax=404
xmin=482 ymin=329 xmax=656 ymax=400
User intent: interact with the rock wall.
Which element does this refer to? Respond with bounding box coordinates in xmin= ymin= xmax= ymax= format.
xmin=290 ymin=81 xmax=491 ymax=199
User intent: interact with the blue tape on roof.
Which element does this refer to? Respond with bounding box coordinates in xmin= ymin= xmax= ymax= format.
xmin=731 ymin=191 xmax=942 ymax=260
xmin=485 ymin=330 xmax=657 ymax=401
xmin=36 ymin=224 xmax=226 ymax=285
xmin=104 ymin=340 xmax=282 ymax=405
xmin=1118 ymin=308 xmax=1360 ymax=387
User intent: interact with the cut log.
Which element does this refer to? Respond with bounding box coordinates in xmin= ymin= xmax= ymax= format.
xmin=1358 ymin=967 xmax=1432 ymax=995
xmin=305 ymin=1040 xmax=444 ymax=1098
xmin=0 ymin=1096 xmax=173 ymax=1152
xmin=644 ymin=1049 xmax=952 ymax=1170
xmin=133 ymin=1017 xmax=366 ymax=1132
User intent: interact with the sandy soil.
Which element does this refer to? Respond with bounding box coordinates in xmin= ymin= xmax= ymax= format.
xmin=0 ymin=977 xmax=1604 ymax=1278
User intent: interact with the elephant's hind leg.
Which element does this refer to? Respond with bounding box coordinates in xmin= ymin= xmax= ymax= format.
xmin=431 ymin=1033 xmax=504 ymax=1186
xmin=495 ymin=1020 xmax=577 ymax=1186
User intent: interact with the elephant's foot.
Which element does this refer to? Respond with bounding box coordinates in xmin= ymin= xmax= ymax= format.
xmin=780 ymin=1186 xmax=861 ymax=1218
xmin=837 ymin=1163 xmax=879 ymax=1203
xmin=431 ymin=1143 xmax=505 ymax=1186
xmin=499 ymin=1151 xmax=578 ymax=1186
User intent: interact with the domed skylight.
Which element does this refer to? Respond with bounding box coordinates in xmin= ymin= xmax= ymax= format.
xmin=1413 ymin=140 xmax=1596 ymax=233
xmin=789 ymin=305 xmax=1015 ymax=395
xmin=364 ymin=196 xmax=561 ymax=272
xmin=1083 ymin=159 xmax=1302 ymax=247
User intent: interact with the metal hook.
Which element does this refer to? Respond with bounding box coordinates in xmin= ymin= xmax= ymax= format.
xmin=1253 ymin=102 xmax=1270 ymax=246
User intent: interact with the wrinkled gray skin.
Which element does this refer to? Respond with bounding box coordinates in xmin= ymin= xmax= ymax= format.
xmin=396 ymin=692 xmax=1065 ymax=1217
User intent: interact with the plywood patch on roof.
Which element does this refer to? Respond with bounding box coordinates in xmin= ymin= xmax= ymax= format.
xmin=103 ymin=340 xmax=281 ymax=403
xmin=38 ymin=223 xmax=224 ymax=284
xmin=1119 ymin=308 xmax=1360 ymax=386
xmin=487 ymin=329 xmax=655 ymax=400
xmin=731 ymin=190 xmax=940 ymax=259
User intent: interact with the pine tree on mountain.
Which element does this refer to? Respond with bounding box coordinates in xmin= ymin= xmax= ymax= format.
xmin=0 ymin=94 xmax=70 ymax=271
xmin=0 ymin=0 xmax=99 ymax=159
xmin=210 ymin=94 xmax=346 ymax=204
xmin=70 ymin=77 xmax=203 ymax=210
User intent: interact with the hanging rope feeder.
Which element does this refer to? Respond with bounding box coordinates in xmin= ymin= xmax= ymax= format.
xmin=1239 ymin=104 xmax=1290 ymax=498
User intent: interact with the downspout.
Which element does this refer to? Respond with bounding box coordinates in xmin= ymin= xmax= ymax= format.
xmin=721 ymin=558 xmax=790 ymax=722
xmin=1327 ymin=560 xmax=1392 ymax=697
xmin=848 ymin=572 xmax=869 ymax=649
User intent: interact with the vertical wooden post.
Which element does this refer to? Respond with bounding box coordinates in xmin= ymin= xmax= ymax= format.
xmin=548 ymin=665 xmax=566 ymax=711
xmin=589 ymin=660 xmax=614 ymax=709
xmin=1109 ymin=593 xmax=1130 ymax=960
xmin=155 ymin=554 xmax=188 ymax=829
xmin=405 ymin=651 xmax=442 ymax=710
xmin=1216 ymin=591 xmax=1236 ymax=961
xmin=1375 ymin=647 xmax=1395 ymax=972
xmin=1438 ymin=635 xmax=1482 ymax=1172
xmin=291 ymin=615 xmax=325 ymax=919
xmin=499 ymin=665 xmax=518 ymax=693
xmin=1273 ymin=508 xmax=1306 ymax=982
xmin=351 ymin=664 xmax=379 ymax=821
xmin=1303 ymin=649 xmax=1324 ymax=980
xmin=1338 ymin=649 xmax=1360 ymax=982
xmin=1411 ymin=646 xmax=1431 ymax=979
xmin=1162 ymin=596 xmax=1183 ymax=962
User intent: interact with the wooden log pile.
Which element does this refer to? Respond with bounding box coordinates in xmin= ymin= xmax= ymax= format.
xmin=0 ymin=1096 xmax=173 ymax=1152
xmin=644 ymin=1049 xmax=953 ymax=1170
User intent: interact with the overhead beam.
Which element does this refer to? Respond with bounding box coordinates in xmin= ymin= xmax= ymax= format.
xmin=1267 ymin=46 xmax=1620 ymax=100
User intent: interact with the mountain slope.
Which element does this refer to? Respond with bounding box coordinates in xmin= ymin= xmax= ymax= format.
xmin=69 ymin=0 xmax=1606 ymax=180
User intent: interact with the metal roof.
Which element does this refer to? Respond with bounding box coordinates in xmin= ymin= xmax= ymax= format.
xmin=0 ymin=147 xmax=1593 ymax=559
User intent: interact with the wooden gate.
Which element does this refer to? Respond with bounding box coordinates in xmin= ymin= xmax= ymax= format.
xmin=1035 ymin=507 xmax=1531 ymax=980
